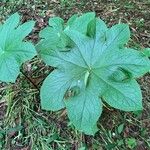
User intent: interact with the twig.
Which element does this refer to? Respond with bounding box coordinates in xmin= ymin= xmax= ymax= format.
xmin=20 ymin=70 xmax=40 ymax=92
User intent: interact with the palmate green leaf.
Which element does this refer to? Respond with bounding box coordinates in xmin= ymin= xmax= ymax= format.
xmin=0 ymin=13 xmax=36 ymax=83
xmin=36 ymin=12 xmax=95 ymax=59
xmin=38 ymin=12 xmax=150 ymax=135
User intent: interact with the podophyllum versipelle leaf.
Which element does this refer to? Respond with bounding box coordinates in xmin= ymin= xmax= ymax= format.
xmin=0 ymin=13 xmax=36 ymax=83
xmin=37 ymin=12 xmax=150 ymax=135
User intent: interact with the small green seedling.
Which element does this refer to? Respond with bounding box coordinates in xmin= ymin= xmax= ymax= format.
xmin=0 ymin=13 xmax=36 ymax=83
xmin=37 ymin=12 xmax=150 ymax=135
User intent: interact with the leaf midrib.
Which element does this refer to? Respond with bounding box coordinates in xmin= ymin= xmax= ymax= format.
xmin=42 ymin=51 xmax=87 ymax=69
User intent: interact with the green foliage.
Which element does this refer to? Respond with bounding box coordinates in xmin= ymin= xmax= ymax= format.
xmin=126 ymin=138 xmax=137 ymax=149
xmin=37 ymin=12 xmax=150 ymax=135
xmin=142 ymin=48 xmax=150 ymax=57
xmin=0 ymin=13 xmax=36 ymax=83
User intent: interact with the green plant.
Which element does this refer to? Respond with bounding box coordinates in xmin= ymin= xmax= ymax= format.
xmin=126 ymin=138 xmax=137 ymax=149
xmin=0 ymin=13 xmax=36 ymax=83
xmin=142 ymin=48 xmax=150 ymax=57
xmin=37 ymin=12 xmax=150 ymax=135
